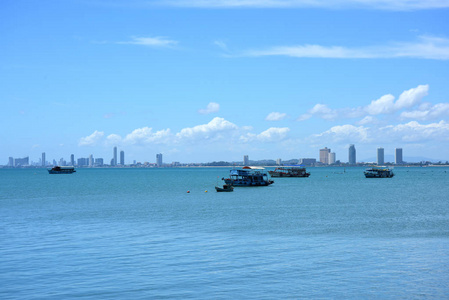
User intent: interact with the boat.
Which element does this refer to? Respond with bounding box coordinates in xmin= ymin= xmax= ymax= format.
xmin=268 ymin=166 xmax=310 ymax=177
xmin=48 ymin=166 xmax=76 ymax=174
xmin=215 ymin=184 xmax=234 ymax=192
xmin=364 ymin=166 xmax=394 ymax=178
xmin=222 ymin=166 xmax=274 ymax=187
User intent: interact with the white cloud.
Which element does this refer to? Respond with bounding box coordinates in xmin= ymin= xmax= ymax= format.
xmin=118 ymin=36 xmax=178 ymax=48
xmin=365 ymin=94 xmax=396 ymax=115
xmin=400 ymin=103 xmax=449 ymax=121
xmin=394 ymin=84 xmax=429 ymax=110
xmin=79 ymin=131 xmax=105 ymax=146
xmin=176 ymin=117 xmax=238 ymax=141
xmin=244 ymin=36 xmax=449 ymax=60
xmin=124 ymin=127 xmax=172 ymax=145
xmin=159 ymin=0 xmax=449 ymax=10
xmin=357 ymin=116 xmax=377 ymax=125
xmin=265 ymin=112 xmax=287 ymax=121
xmin=299 ymin=85 xmax=440 ymax=122
xmin=198 ymin=102 xmax=220 ymax=114
xmin=257 ymin=127 xmax=290 ymax=142
xmin=309 ymin=104 xmax=338 ymax=120
xmin=381 ymin=121 xmax=449 ymax=142
xmin=314 ymin=125 xmax=371 ymax=143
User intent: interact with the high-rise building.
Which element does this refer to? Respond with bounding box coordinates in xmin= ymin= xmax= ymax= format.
xmin=243 ymin=155 xmax=249 ymax=166
xmin=377 ymin=147 xmax=384 ymax=165
xmin=299 ymin=158 xmax=316 ymax=165
xmin=89 ymin=155 xmax=93 ymax=167
xmin=95 ymin=158 xmax=104 ymax=167
xmin=113 ymin=147 xmax=117 ymax=166
xmin=319 ymin=147 xmax=331 ymax=164
xmin=120 ymin=151 xmax=125 ymax=165
xmin=156 ymin=153 xmax=163 ymax=167
xmin=276 ymin=158 xmax=282 ymax=165
xmin=329 ymin=152 xmax=336 ymax=164
xmin=42 ymin=152 xmax=46 ymax=167
xmin=71 ymin=154 xmax=75 ymax=166
xmin=395 ymin=148 xmax=403 ymax=164
xmin=348 ymin=144 xmax=356 ymax=164
xmin=14 ymin=157 xmax=29 ymax=167
xmin=8 ymin=157 xmax=14 ymax=167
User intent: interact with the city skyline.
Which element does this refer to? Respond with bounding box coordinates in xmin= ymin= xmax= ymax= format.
xmin=2 ymin=2 xmax=449 ymax=162
xmin=4 ymin=144 xmax=437 ymax=167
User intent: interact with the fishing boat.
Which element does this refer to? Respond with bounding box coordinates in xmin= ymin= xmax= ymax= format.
xmin=268 ymin=166 xmax=310 ymax=177
xmin=222 ymin=166 xmax=274 ymax=187
xmin=215 ymin=184 xmax=234 ymax=192
xmin=364 ymin=166 xmax=394 ymax=178
xmin=48 ymin=166 xmax=76 ymax=174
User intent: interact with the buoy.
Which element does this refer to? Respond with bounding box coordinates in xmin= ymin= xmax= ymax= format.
xmin=187 ymin=191 xmax=190 ymax=193
xmin=205 ymin=190 xmax=208 ymax=193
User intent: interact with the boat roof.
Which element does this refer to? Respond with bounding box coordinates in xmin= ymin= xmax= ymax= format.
xmin=242 ymin=166 xmax=265 ymax=170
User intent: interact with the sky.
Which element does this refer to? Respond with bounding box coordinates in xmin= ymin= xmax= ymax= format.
xmin=2 ymin=0 xmax=449 ymax=164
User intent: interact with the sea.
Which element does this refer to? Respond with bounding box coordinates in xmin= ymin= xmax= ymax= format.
xmin=1 ymin=167 xmax=448 ymax=299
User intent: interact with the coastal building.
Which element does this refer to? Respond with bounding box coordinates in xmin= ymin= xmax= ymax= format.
xmin=77 ymin=157 xmax=89 ymax=167
xmin=299 ymin=158 xmax=316 ymax=166
xmin=243 ymin=155 xmax=249 ymax=166
xmin=377 ymin=147 xmax=384 ymax=165
xmin=120 ymin=151 xmax=125 ymax=165
xmin=42 ymin=152 xmax=46 ymax=167
xmin=320 ymin=147 xmax=331 ymax=164
xmin=395 ymin=148 xmax=403 ymax=164
xmin=348 ymin=144 xmax=356 ymax=164
xmin=329 ymin=152 xmax=336 ymax=164
xmin=14 ymin=157 xmax=29 ymax=167
xmin=89 ymin=155 xmax=93 ymax=167
xmin=71 ymin=154 xmax=75 ymax=166
xmin=113 ymin=147 xmax=117 ymax=166
xmin=156 ymin=153 xmax=163 ymax=167
xmin=276 ymin=158 xmax=282 ymax=165
xmin=95 ymin=158 xmax=104 ymax=167
xmin=8 ymin=157 xmax=14 ymax=167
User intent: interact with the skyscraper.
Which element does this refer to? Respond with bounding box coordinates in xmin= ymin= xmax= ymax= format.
xmin=348 ymin=144 xmax=356 ymax=164
xmin=71 ymin=154 xmax=75 ymax=166
xmin=329 ymin=152 xmax=336 ymax=164
xmin=120 ymin=151 xmax=125 ymax=165
xmin=395 ymin=148 xmax=403 ymax=164
xmin=156 ymin=153 xmax=163 ymax=167
xmin=377 ymin=147 xmax=384 ymax=165
xmin=89 ymin=155 xmax=93 ymax=167
xmin=113 ymin=147 xmax=117 ymax=166
xmin=319 ymin=147 xmax=330 ymax=164
xmin=243 ymin=155 xmax=249 ymax=166
xmin=42 ymin=152 xmax=46 ymax=167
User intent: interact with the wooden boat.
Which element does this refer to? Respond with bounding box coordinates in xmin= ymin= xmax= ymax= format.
xmin=215 ymin=184 xmax=234 ymax=192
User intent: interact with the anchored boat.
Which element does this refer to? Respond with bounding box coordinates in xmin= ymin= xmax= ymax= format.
xmin=222 ymin=166 xmax=274 ymax=187
xmin=48 ymin=166 xmax=76 ymax=174
xmin=268 ymin=166 xmax=310 ymax=177
xmin=215 ymin=184 xmax=234 ymax=192
xmin=364 ymin=166 xmax=394 ymax=178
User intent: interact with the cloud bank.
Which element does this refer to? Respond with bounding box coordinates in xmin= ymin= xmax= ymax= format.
xmin=244 ymin=36 xmax=449 ymax=60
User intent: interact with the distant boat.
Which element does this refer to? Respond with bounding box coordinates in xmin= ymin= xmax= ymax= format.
xmin=48 ymin=166 xmax=76 ymax=174
xmin=268 ymin=166 xmax=310 ymax=177
xmin=215 ymin=184 xmax=234 ymax=192
xmin=222 ymin=166 xmax=274 ymax=187
xmin=364 ymin=166 xmax=394 ymax=178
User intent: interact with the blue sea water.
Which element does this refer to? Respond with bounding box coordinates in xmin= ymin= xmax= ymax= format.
xmin=1 ymin=167 xmax=449 ymax=299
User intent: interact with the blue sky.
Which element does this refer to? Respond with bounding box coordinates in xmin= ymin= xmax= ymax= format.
xmin=2 ymin=0 xmax=449 ymax=164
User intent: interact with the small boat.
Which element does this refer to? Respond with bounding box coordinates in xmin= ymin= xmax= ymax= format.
xmin=215 ymin=184 xmax=234 ymax=192
xmin=48 ymin=166 xmax=76 ymax=174
xmin=364 ymin=166 xmax=394 ymax=178
xmin=222 ymin=166 xmax=274 ymax=187
xmin=268 ymin=166 xmax=310 ymax=177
